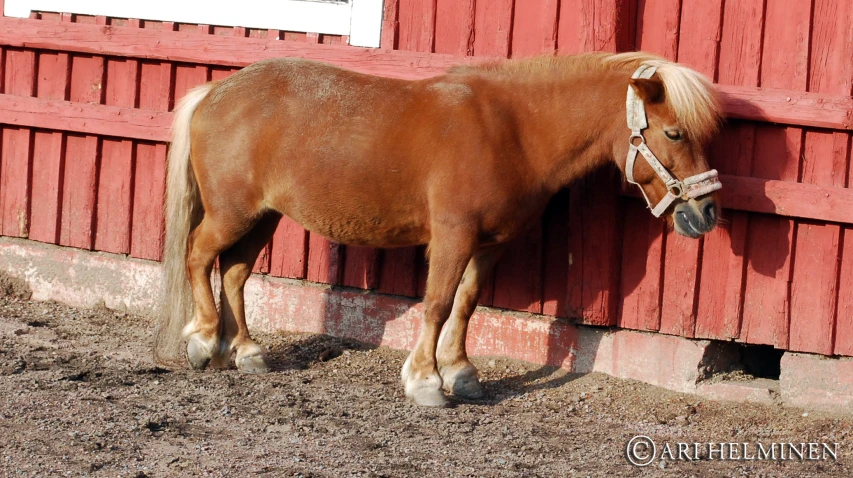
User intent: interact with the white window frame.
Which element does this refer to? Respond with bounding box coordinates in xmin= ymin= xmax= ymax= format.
xmin=5 ymin=0 xmax=384 ymax=47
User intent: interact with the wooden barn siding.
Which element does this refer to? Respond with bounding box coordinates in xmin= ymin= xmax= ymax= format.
xmin=0 ymin=2 xmax=851 ymax=356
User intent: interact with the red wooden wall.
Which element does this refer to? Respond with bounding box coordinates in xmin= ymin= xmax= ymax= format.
xmin=0 ymin=1 xmax=851 ymax=357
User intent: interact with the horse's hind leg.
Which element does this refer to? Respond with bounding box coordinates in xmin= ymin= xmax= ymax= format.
xmin=401 ymin=229 xmax=476 ymax=407
xmin=183 ymin=213 xmax=258 ymax=370
xmin=436 ymin=245 xmax=505 ymax=398
xmin=213 ymin=213 xmax=281 ymax=373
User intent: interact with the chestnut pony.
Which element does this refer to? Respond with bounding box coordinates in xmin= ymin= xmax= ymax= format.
xmin=155 ymin=52 xmax=723 ymax=407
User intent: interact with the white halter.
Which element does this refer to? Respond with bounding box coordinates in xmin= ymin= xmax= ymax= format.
xmin=625 ymin=65 xmax=722 ymax=217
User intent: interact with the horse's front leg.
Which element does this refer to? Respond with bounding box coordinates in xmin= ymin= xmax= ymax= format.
xmin=401 ymin=231 xmax=476 ymax=407
xmin=436 ymin=245 xmax=505 ymax=398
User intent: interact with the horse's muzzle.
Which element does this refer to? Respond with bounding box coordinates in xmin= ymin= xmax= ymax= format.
xmin=673 ymin=196 xmax=718 ymax=238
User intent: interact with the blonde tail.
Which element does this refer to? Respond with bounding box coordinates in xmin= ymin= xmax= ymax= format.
xmin=154 ymin=82 xmax=216 ymax=367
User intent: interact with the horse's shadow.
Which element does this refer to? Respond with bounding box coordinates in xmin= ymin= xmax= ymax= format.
xmin=262 ymin=333 xmax=376 ymax=372
xmin=474 ymin=368 xmax=583 ymax=406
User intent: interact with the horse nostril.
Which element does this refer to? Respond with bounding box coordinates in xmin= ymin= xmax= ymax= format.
xmin=703 ymin=202 xmax=716 ymax=224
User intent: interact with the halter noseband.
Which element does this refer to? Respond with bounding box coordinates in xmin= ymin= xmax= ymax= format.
xmin=625 ymin=65 xmax=722 ymax=217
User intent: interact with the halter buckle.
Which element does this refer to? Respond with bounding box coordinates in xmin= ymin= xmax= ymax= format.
xmin=666 ymin=180 xmax=685 ymax=199
xmin=629 ymin=134 xmax=645 ymax=147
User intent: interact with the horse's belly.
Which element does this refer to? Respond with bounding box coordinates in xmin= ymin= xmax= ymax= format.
xmin=297 ymin=215 xmax=429 ymax=248
xmin=280 ymin=197 xmax=430 ymax=248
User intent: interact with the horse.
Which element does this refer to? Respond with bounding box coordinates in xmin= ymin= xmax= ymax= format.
xmin=154 ymin=51 xmax=723 ymax=407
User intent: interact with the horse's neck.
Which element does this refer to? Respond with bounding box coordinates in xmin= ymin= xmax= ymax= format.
xmin=509 ymin=72 xmax=625 ymax=192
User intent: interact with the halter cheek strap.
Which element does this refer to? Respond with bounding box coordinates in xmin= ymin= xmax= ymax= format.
xmin=625 ymin=65 xmax=722 ymax=217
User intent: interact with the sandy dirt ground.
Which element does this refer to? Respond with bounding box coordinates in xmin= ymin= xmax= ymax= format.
xmin=0 ymin=279 xmax=851 ymax=477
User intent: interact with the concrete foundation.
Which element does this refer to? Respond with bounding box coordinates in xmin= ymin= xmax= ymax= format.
xmin=0 ymin=237 xmax=849 ymax=414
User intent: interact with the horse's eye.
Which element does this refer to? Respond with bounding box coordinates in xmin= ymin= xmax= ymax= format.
xmin=664 ymin=130 xmax=682 ymax=141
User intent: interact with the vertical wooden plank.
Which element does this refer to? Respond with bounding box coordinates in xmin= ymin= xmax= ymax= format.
xmin=283 ymin=32 xmax=308 ymax=42
xmin=791 ymin=0 xmax=853 ymax=355
xmin=57 ymin=13 xmax=104 ymax=249
xmin=0 ymin=49 xmax=35 ymax=238
xmin=266 ymin=29 xmax=282 ymax=40
xmin=306 ymin=233 xmax=342 ymax=285
xmin=695 ymin=0 xmax=765 ymax=340
xmin=567 ymin=171 xmax=623 ymax=325
xmin=95 ymin=57 xmax=138 ymax=254
xmin=434 ymin=0 xmax=475 ymax=56
xmin=381 ymin=0 xmax=401 ymax=49
xmin=131 ymin=59 xmax=171 ymax=261
xmin=29 ymin=51 xmax=70 ymax=244
xmin=269 ymin=217 xmax=309 ymax=279
xmin=319 ymin=34 xmax=345 ymax=45
xmin=342 ymin=247 xmax=381 ymax=290
xmin=658 ymin=0 xmax=723 ymax=337
xmin=212 ymin=26 xmax=236 ymax=36
xmin=739 ymin=128 xmax=801 ymax=348
xmin=173 ymin=63 xmax=208 ymax=108
xmin=567 ymin=186 xmax=584 ymax=315
xmin=840 ymin=124 xmax=853 ymax=356
xmin=209 ymin=68 xmax=233 ymax=82
xmin=397 ymin=0 xmax=437 ymax=52
xmin=473 ymin=0 xmax=513 ymax=57
xmin=415 ymin=245 xmax=429 ymax=298
xmin=541 ymin=189 xmax=570 ymax=317
xmin=716 ymin=0 xmax=764 ymax=88
xmin=509 ymin=0 xmax=558 ymax=57
xmin=837 ymin=195 xmax=853 ymax=356
xmin=60 ymin=53 xmax=104 ymax=250
xmin=695 ymin=123 xmax=754 ymax=339
xmin=740 ymin=0 xmax=812 ymax=350
xmin=39 ymin=12 xmax=61 ymax=22
xmin=558 ymin=0 xmax=635 ymax=54
xmin=378 ymin=247 xmax=417 ymax=297
xmin=253 ymin=243 xmax=271 ymax=274
xmin=306 ymin=32 xmax=321 ymax=44
xmin=492 ymin=226 xmax=543 ymax=314
xmin=675 ymin=0 xmax=723 ymax=76
xmin=633 ymin=0 xmax=681 ymax=59
xmin=617 ymin=200 xmax=665 ymax=331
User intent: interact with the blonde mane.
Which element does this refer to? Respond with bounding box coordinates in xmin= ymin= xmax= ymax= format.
xmin=449 ymin=52 xmax=722 ymax=142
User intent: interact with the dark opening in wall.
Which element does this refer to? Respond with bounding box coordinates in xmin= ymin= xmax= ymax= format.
xmin=739 ymin=344 xmax=784 ymax=380
xmin=699 ymin=341 xmax=785 ymax=381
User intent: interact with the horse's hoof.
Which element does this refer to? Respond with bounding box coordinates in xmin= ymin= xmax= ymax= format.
xmin=441 ymin=364 xmax=484 ymax=399
xmin=236 ymin=344 xmax=270 ymax=374
xmin=186 ymin=333 xmax=214 ymax=370
xmin=408 ymin=387 xmax=449 ymax=407
xmin=208 ymin=340 xmax=233 ymax=370
xmin=405 ymin=375 xmax=449 ymax=407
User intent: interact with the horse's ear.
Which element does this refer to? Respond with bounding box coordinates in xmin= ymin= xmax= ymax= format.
xmin=629 ymin=78 xmax=665 ymax=103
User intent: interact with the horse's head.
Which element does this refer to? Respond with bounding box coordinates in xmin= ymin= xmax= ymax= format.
xmin=617 ymin=62 xmax=723 ymax=239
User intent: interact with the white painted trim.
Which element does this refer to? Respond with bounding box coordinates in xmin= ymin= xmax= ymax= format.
xmin=348 ymin=0 xmax=383 ymax=48
xmin=4 ymin=0 xmax=384 ymax=46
